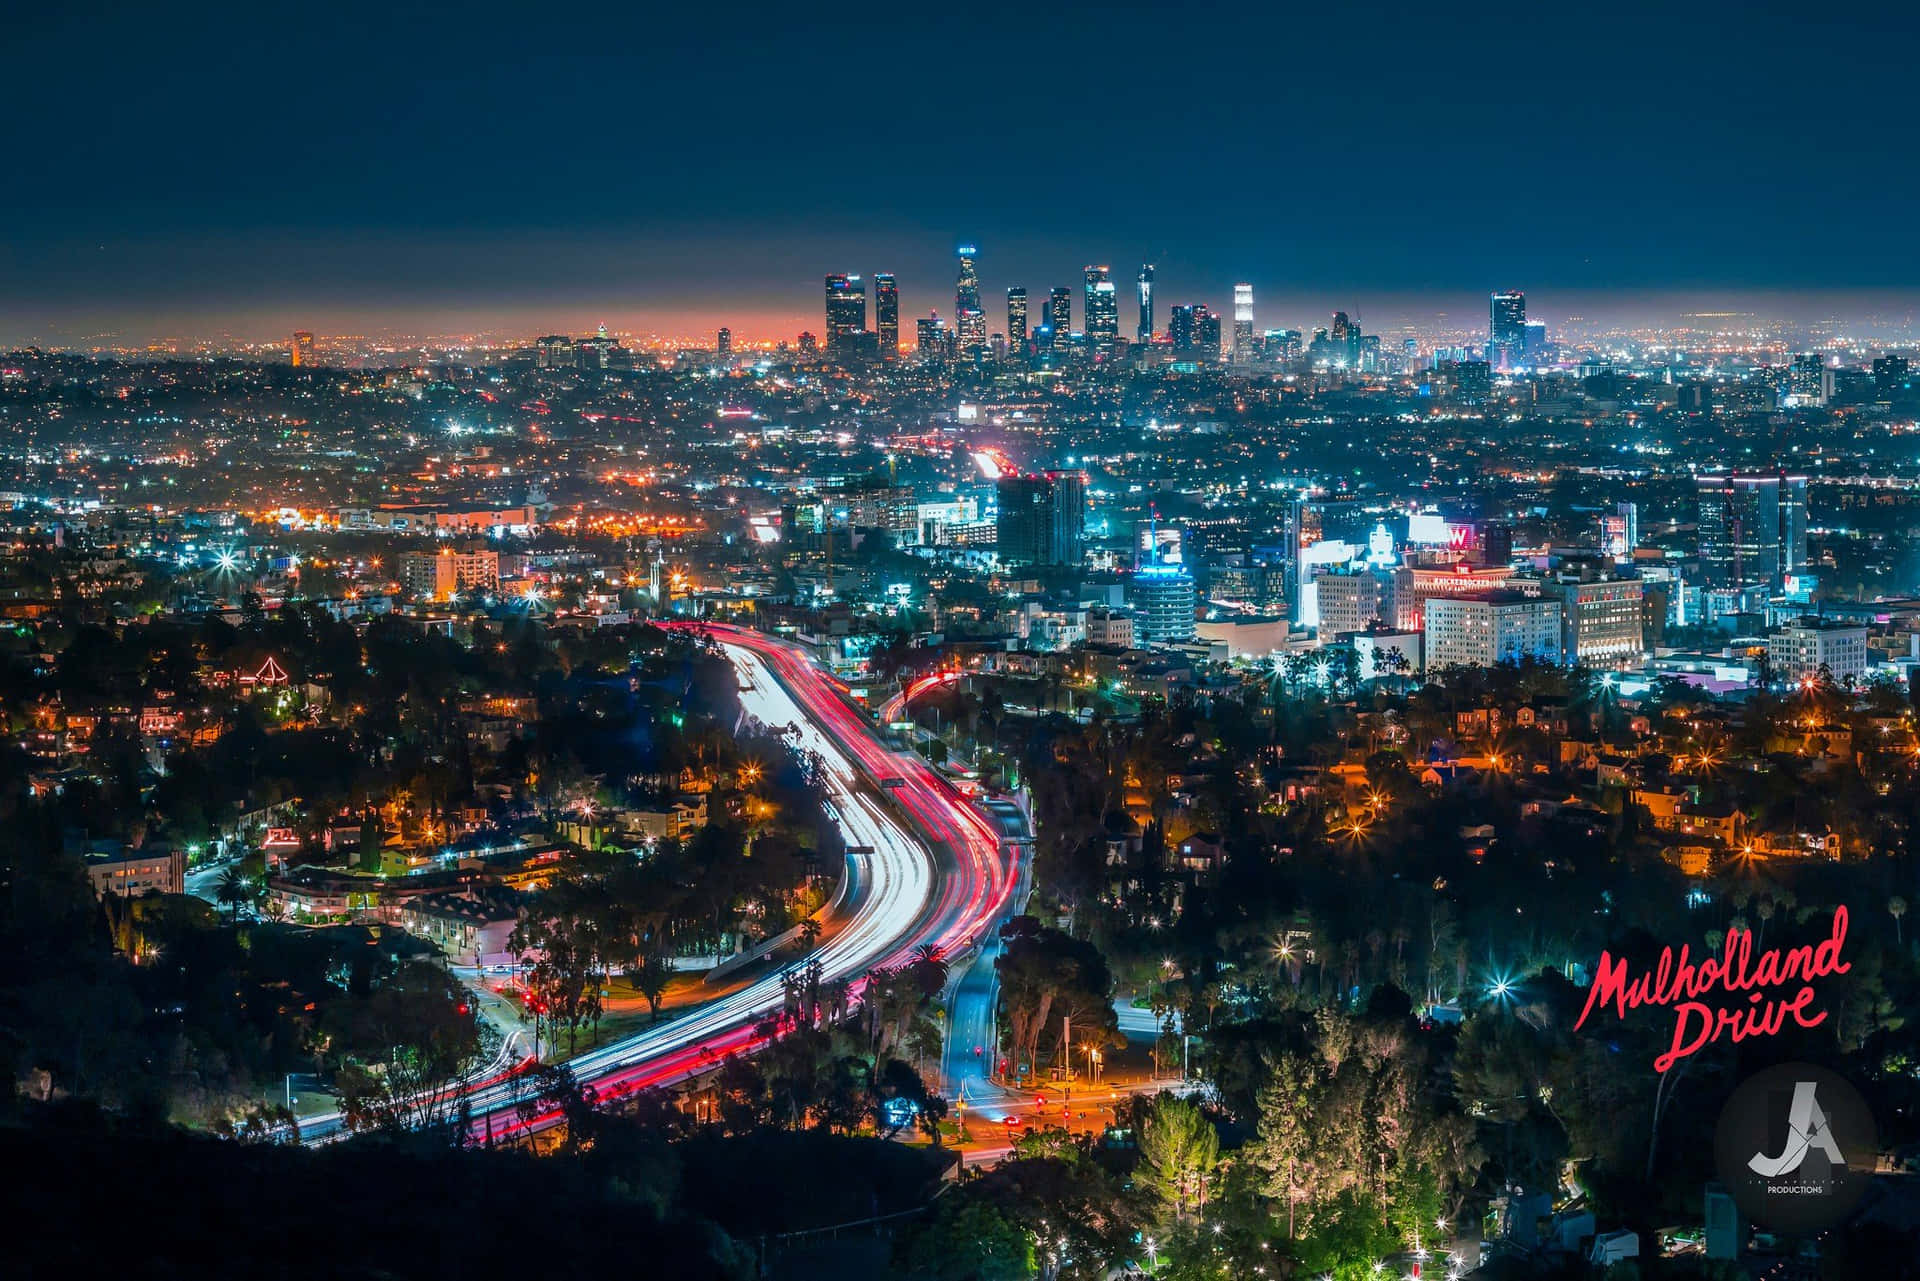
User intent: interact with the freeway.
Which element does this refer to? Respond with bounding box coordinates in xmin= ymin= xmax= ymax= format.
xmin=300 ymin=623 xmax=1015 ymax=1142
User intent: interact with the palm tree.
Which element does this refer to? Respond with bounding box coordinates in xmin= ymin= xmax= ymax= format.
xmin=215 ymin=866 xmax=254 ymax=922
xmin=907 ymin=943 xmax=949 ymax=999
xmin=1890 ymin=896 xmax=1907 ymax=946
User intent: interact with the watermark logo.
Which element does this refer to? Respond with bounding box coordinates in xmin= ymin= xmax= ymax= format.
xmin=1713 ymin=1063 xmax=1875 ymax=1233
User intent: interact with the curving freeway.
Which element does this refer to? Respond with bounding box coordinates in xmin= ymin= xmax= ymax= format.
xmin=300 ymin=622 xmax=1016 ymax=1142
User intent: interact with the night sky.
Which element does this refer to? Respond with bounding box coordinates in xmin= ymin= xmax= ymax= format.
xmin=6 ymin=0 xmax=1917 ymax=342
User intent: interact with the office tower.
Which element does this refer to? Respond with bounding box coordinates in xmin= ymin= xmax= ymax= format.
xmin=916 ymin=313 xmax=950 ymax=362
xmin=797 ymin=331 xmax=818 ymax=356
xmin=1232 ymin=284 xmax=1255 ymax=361
xmin=1048 ymin=286 xmax=1072 ymax=348
xmin=1477 ymin=520 xmax=1514 ymax=568
xmin=1084 ymin=265 xmax=1118 ymax=354
xmin=1524 ymin=319 xmax=1548 ymax=356
xmin=291 ymin=330 xmax=314 ymax=367
xmin=1873 ymin=353 xmax=1911 ymax=396
xmin=995 ymin=471 xmax=1086 ymax=566
xmin=1006 ymin=287 xmax=1028 ymax=350
xmin=1788 ymin=353 xmax=1832 ymax=406
xmin=1136 ymin=264 xmax=1155 ymax=343
xmin=1779 ymin=474 xmax=1808 ymax=576
xmin=1131 ymin=567 xmax=1198 ymax=646
xmin=1543 ymin=577 xmax=1645 ymax=668
xmin=1168 ymin=304 xmax=1195 ymax=351
xmin=716 ymin=327 xmax=733 ymax=360
xmin=1489 ymin=289 xmax=1526 ymax=367
xmin=1131 ymin=527 xmax=1198 ymax=646
xmin=1263 ymin=329 xmax=1302 ymax=361
xmin=1328 ymin=310 xmax=1363 ymax=366
xmin=1196 ymin=305 xmax=1222 ymax=360
xmin=576 ymin=325 xmax=619 ymax=370
xmin=874 ymin=273 xmax=899 ymax=357
xmin=1698 ymin=474 xmax=1788 ymax=592
xmin=824 ymin=273 xmax=867 ymax=357
xmin=955 ymin=244 xmax=986 ymax=356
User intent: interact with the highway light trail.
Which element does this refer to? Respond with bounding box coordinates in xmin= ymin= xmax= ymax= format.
xmin=300 ymin=624 xmax=1014 ymax=1142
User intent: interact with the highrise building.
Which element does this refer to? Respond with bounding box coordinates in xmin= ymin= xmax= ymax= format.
xmin=1131 ymin=529 xmax=1198 ymax=647
xmin=1047 ymin=287 xmax=1072 ymax=349
xmin=1168 ymin=304 xmax=1195 ymax=351
xmin=916 ymin=313 xmax=952 ymax=363
xmin=1232 ymin=284 xmax=1255 ymax=361
xmin=1136 ymin=264 xmax=1155 ymax=343
xmin=874 ymin=273 xmax=899 ymax=357
xmin=1697 ymin=474 xmax=1808 ymax=592
xmin=1873 ymin=354 xmax=1912 ymax=397
xmin=716 ymin=328 xmax=733 ymax=360
xmin=1598 ymin=501 xmax=1637 ymax=560
xmin=1006 ymin=287 xmax=1028 ymax=351
xmin=1084 ymin=265 xmax=1118 ymax=354
xmin=1787 ymin=353 xmax=1832 ymax=406
xmin=1780 ymin=474 xmax=1808 ymax=577
xmin=995 ymin=471 xmax=1086 ymax=567
xmin=824 ymin=274 xmax=867 ymax=357
xmin=291 ymin=331 xmax=315 ymax=367
xmin=1196 ymin=306 xmax=1222 ymax=360
xmin=955 ymin=245 xmax=986 ymax=356
xmin=1489 ymin=290 xmax=1526 ymax=368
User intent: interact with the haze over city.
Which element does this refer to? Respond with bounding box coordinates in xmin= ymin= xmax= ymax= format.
xmin=9 ymin=1 xmax=1920 ymax=344
xmin=6 ymin=3 xmax=1920 ymax=1280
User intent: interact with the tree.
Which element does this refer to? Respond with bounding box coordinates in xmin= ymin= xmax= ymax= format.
xmin=896 ymin=1199 xmax=1033 ymax=1281
xmin=628 ymin=951 xmax=675 ymax=1022
xmin=214 ymin=865 xmax=255 ymax=922
xmin=327 ymin=960 xmax=482 ymax=1132
xmin=1135 ymin=1093 xmax=1220 ymax=1221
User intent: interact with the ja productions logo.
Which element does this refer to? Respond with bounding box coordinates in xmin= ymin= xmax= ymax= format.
xmin=1712 ymin=1062 xmax=1875 ymax=1233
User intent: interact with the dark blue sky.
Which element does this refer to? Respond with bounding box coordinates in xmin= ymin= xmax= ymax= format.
xmin=5 ymin=0 xmax=1916 ymax=341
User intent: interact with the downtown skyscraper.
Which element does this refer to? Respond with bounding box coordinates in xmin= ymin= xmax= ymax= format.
xmin=1136 ymin=265 xmax=1154 ymax=343
xmin=823 ymin=274 xmax=867 ymax=358
xmin=1489 ymin=290 xmax=1526 ymax=368
xmin=1047 ymin=286 xmax=1071 ymax=351
xmin=955 ymin=245 xmax=986 ymax=357
xmin=1006 ymin=287 xmax=1028 ymax=351
xmin=1233 ymin=283 xmax=1255 ymax=361
xmin=1084 ymin=265 xmax=1118 ymax=355
xmin=874 ymin=273 xmax=899 ymax=357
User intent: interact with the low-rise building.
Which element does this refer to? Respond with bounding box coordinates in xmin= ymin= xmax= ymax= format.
xmin=86 ymin=845 xmax=185 ymax=898
xmin=398 ymin=548 xmax=501 ymax=602
xmin=1768 ymin=618 xmax=1870 ymax=685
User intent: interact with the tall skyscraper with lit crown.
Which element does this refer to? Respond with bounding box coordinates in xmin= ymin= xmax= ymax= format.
xmin=1233 ymin=284 xmax=1255 ymax=361
xmin=955 ymin=245 xmax=986 ymax=356
xmin=1136 ymin=265 xmax=1155 ymax=342
xmin=1084 ymin=265 xmax=1118 ymax=354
